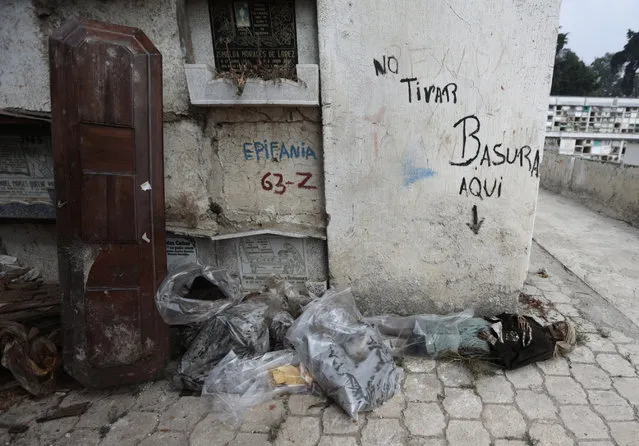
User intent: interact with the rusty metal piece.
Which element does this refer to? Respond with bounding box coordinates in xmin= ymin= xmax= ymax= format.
xmin=0 ymin=321 xmax=58 ymax=396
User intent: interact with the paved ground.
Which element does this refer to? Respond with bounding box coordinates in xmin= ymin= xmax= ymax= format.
xmin=534 ymin=189 xmax=639 ymax=327
xmin=1 ymin=193 xmax=639 ymax=445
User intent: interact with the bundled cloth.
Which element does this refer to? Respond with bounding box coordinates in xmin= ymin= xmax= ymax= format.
xmin=287 ymin=288 xmax=403 ymax=419
xmin=366 ymin=310 xmax=577 ymax=370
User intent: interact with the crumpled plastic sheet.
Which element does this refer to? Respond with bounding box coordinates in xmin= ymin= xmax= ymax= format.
xmin=175 ymin=300 xmax=271 ymax=391
xmin=365 ymin=309 xmax=491 ymax=358
xmin=0 ymin=321 xmax=58 ymax=396
xmin=286 ymin=288 xmax=403 ymax=419
xmin=202 ymin=349 xmax=312 ymax=427
xmin=155 ymin=263 xmax=242 ymax=325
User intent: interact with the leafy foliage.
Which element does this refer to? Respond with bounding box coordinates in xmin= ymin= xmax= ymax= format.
xmin=610 ymin=30 xmax=639 ymax=96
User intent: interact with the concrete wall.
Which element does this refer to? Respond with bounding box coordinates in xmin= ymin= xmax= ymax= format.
xmin=0 ymin=0 xmax=327 ymax=284
xmin=540 ymin=151 xmax=639 ymax=228
xmin=624 ymin=142 xmax=639 ymax=166
xmin=0 ymin=222 xmax=58 ymax=281
xmin=318 ymin=0 xmax=560 ymax=314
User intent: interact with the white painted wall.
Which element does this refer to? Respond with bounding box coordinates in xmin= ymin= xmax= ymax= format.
xmin=623 ymin=142 xmax=639 ymax=166
xmin=318 ymin=0 xmax=560 ymax=314
xmin=559 ymin=139 xmax=576 ymax=155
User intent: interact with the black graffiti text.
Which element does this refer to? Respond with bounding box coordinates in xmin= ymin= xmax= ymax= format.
xmin=373 ymin=55 xmax=399 ymax=76
xmin=459 ymin=176 xmax=503 ymax=200
xmin=449 ymin=114 xmax=540 ymax=177
xmin=400 ymin=78 xmax=458 ymax=104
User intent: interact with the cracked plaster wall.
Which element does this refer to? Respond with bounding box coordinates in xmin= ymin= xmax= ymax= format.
xmin=0 ymin=0 xmax=326 ymax=283
xmin=318 ymin=0 xmax=561 ymax=314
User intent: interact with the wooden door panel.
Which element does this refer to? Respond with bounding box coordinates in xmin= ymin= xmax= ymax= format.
xmin=86 ymin=290 xmax=142 ymax=368
xmin=86 ymin=245 xmax=141 ymax=288
xmin=79 ymin=124 xmax=136 ymax=173
xmin=50 ymin=19 xmax=168 ymax=387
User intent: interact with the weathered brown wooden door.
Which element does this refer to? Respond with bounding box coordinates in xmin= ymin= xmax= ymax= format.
xmin=49 ymin=20 xmax=169 ymax=387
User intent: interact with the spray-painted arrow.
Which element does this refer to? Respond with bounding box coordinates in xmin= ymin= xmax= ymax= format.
xmin=467 ymin=205 xmax=484 ymax=235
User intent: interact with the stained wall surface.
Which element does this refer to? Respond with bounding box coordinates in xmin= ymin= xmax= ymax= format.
xmin=318 ymin=0 xmax=560 ymax=314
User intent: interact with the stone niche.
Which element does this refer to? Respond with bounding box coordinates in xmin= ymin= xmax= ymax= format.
xmin=183 ymin=0 xmax=319 ymax=106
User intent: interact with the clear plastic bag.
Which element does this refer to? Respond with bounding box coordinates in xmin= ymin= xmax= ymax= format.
xmin=286 ymin=288 xmax=403 ymax=419
xmin=365 ymin=310 xmax=491 ymax=358
xmin=155 ymin=263 xmax=242 ymax=325
xmin=202 ymin=350 xmax=312 ymax=427
xmin=175 ymin=301 xmax=271 ymax=391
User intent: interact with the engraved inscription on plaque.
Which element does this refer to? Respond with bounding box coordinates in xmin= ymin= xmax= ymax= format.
xmin=210 ymin=1 xmax=298 ymax=72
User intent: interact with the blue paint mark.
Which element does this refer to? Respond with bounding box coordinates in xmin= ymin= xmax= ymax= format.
xmin=402 ymin=152 xmax=436 ymax=187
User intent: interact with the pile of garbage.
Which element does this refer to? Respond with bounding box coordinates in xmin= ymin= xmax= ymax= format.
xmin=156 ymin=263 xmax=577 ymax=425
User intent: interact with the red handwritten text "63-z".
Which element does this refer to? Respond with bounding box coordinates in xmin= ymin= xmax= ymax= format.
xmin=261 ymin=172 xmax=317 ymax=195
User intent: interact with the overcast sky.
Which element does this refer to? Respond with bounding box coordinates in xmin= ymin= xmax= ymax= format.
xmin=560 ymin=0 xmax=639 ymax=64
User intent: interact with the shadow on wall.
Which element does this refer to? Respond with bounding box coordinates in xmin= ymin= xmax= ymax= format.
xmin=540 ymin=151 xmax=639 ymax=228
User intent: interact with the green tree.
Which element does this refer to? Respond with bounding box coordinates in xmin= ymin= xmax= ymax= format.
xmin=611 ymin=30 xmax=639 ymax=96
xmin=590 ymin=53 xmax=623 ymax=97
xmin=551 ymin=35 xmax=598 ymax=96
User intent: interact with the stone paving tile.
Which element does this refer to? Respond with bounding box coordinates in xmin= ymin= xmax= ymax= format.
xmin=138 ymin=430 xmax=187 ymax=446
xmin=240 ymin=400 xmax=285 ymax=433
xmin=609 ymin=421 xmax=639 ymax=446
xmin=587 ymin=389 xmax=629 ymax=406
xmin=571 ymin=363 xmax=612 ymax=389
xmin=571 ymin=317 xmax=599 ymax=334
xmin=230 ymin=432 xmax=272 ymax=446
xmin=544 ymin=290 xmax=572 ymax=304
xmin=612 ymin=377 xmax=639 ymax=405
xmin=288 ymin=394 xmax=327 ymax=416
xmin=361 ymin=418 xmax=406 ymax=446
xmin=321 ymin=405 xmax=362 ymax=434
xmin=493 ymin=441 xmax=528 ymax=446
xmin=442 ymin=388 xmax=482 ymax=419
xmin=482 ymin=404 xmax=527 ymax=438
xmin=404 ymin=402 xmax=445 ymax=437
xmin=445 ymin=420 xmax=490 ymax=446
xmin=594 ymin=403 xmax=636 ymax=421
xmin=436 ymin=361 xmax=472 ymax=387
xmin=595 ymin=353 xmax=636 ymax=377
xmin=515 ymin=389 xmax=558 ymax=420
xmin=190 ymin=414 xmax=236 ymax=446
xmin=74 ymin=392 xmax=136 ymax=428
xmin=369 ymin=390 xmax=406 ymax=418
xmin=616 ymin=343 xmax=639 ymax=355
xmin=505 ymin=365 xmax=544 ymax=389
xmin=58 ymin=389 xmax=109 ymax=408
xmin=407 ymin=438 xmax=446 ymax=446
xmin=0 ymin=394 xmax=63 ymax=425
xmin=403 ymin=357 xmax=436 ymax=373
xmin=475 ymin=374 xmax=514 ymax=403
xmin=528 ymin=422 xmax=574 ymax=446
xmin=545 ymin=376 xmax=589 ymax=404
xmin=587 ymin=336 xmax=617 ymax=353
xmin=538 ymin=356 xmax=571 ymax=376
xmin=157 ymin=396 xmax=208 ymax=431
xmin=608 ymin=330 xmax=633 ymax=344
xmin=570 ymin=345 xmax=597 ymax=363
xmin=576 ymin=442 xmax=615 ymax=446
xmin=560 ymin=405 xmax=610 ymax=440
xmin=52 ymin=428 xmax=102 ymax=446
xmin=275 ymin=416 xmax=320 ymax=446
xmin=317 ymin=436 xmax=358 ymax=446
xmin=556 ymin=304 xmax=580 ymax=317
xmin=133 ymin=380 xmax=180 ymax=412
xmin=10 ymin=416 xmax=79 ymax=445
xmin=100 ymin=411 xmax=159 ymax=446
xmin=404 ymin=373 xmax=442 ymax=402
